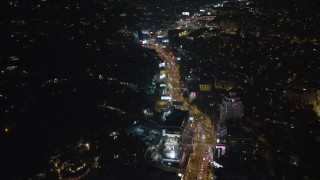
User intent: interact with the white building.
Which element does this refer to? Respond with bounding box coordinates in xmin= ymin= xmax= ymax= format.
xmin=220 ymin=92 xmax=244 ymax=125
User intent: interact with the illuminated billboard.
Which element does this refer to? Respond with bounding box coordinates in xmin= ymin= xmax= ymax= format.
xmin=159 ymin=62 xmax=166 ymax=68
xmin=199 ymin=84 xmax=212 ymax=91
xmin=141 ymin=30 xmax=149 ymax=34
xmin=161 ymin=96 xmax=172 ymax=100
xmin=162 ymin=39 xmax=169 ymax=43
xmin=182 ymin=12 xmax=190 ymax=16
xmin=159 ymin=74 xmax=166 ymax=79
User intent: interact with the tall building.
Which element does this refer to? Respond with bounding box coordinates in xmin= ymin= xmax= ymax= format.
xmin=220 ymin=92 xmax=244 ymax=126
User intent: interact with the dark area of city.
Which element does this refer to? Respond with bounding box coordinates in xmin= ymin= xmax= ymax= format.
xmin=1 ymin=0 xmax=320 ymax=179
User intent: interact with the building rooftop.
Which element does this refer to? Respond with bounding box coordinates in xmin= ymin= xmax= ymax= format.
xmin=163 ymin=109 xmax=188 ymax=128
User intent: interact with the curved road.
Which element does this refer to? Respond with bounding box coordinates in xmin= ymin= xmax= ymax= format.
xmin=150 ymin=41 xmax=216 ymax=180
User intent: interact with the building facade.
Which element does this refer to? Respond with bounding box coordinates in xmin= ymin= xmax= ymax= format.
xmin=219 ymin=92 xmax=244 ymax=125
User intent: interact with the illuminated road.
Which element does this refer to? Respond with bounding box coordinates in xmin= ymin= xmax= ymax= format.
xmin=149 ymin=42 xmax=216 ymax=180
xmin=184 ymin=104 xmax=216 ymax=180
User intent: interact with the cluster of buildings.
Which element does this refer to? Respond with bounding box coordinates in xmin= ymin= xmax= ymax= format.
xmin=3 ymin=0 xmax=320 ymax=179
xmin=147 ymin=58 xmax=191 ymax=170
xmin=3 ymin=0 xmax=164 ymax=179
xmin=48 ymin=140 xmax=98 ymax=180
xmin=152 ymin=0 xmax=320 ymax=179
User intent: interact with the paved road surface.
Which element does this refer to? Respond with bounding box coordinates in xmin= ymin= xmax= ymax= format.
xmin=149 ymin=42 xmax=217 ymax=180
